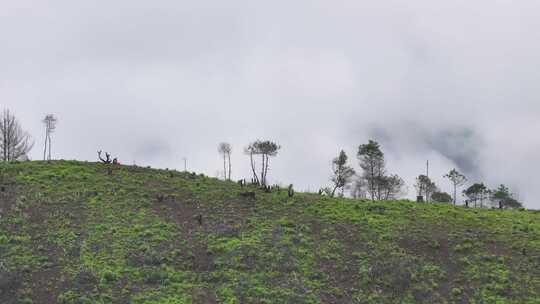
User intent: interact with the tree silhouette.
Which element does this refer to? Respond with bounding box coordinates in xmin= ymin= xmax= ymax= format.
xmin=444 ymin=169 xmax=467 ymax=205
xmin=330 ymin=150 xmax=355 ymax=197
xmin=0 ymin=109 xmax=34 ymax=161
xmin=42 ymin=114 xmax=57 ymax=161
xmin=218 ymin=142 xmax=232 ymax=180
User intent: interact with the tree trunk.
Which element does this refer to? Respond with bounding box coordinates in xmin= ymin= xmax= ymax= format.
xmin=370 ymin=164 xmax=375 ymax=202
xmin=331 ymin=185 xmax=338 ymax=197
xmin=249 ymin=152 xmax=259 ymax=185
xmin=2 ymin=120 xmax=7 ymax=161
xmin=263 ymin=154 xmax=269 ymax=186
xmin=453 ymin=184 xmax=457 ymax=206
xmin=260 ymin=154 xmax=265 ymax=186
xmin=227 ymin=152 xmax=231 ymax=180
xmin=2 ymin=117 xmax=6 ymax=161
xmin=47 ymin=134 xmax=52 ymax=161
xmin=223 ymin=153 xmax=226 ymax=180
xmin=43 ymin=128 xmax=48 ymax=161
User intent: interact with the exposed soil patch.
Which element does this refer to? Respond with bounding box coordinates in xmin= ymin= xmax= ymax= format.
xmin=26 ymin=266 xmax=67 ymax=304
xmin=152 ymin=196 xmax=215 ymax=272
xmin=486 ymin=241 xmax=515 ymax=258
xmin=192 ymin=288 xmax=218 ymax=304
xmin=398 ymin=225 xmax=467 ymax=302
xmin=0 ymin=184 xmax=26 ymax=303
xmin=151 ymin=192 xmax=259 ymax=276
xmin=0 ymin=271 xmax=21 ymax=304
xmin=21 ymin=189 xmax=88 ymax=303
xmin=310 ymin=220 xmax=362 ymax=303
xmin=0 ymin=183 xmax=17 ymax=218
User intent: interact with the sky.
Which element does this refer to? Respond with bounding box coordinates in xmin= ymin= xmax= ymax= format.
xmin=1 ymin=0 xmax=539 ymax=208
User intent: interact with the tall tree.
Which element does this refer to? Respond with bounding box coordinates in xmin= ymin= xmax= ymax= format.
xmin=218 ymin=142 xmax=232 ymax=180
xmin=245 ymin=140 xmax=280 ymax=187
xmin=257 ymin=140 xmax=280 ymax=186
xmin=42 ymin=114 xmax=57 ymax=161
xmin=491 ymin=184 xmax=523 ymax=209
xmin=414 ymin=174 xmax=438 ymax=202
xmin=330 ymin=150 xmax=355 ymax=197
xmin=357 ymin=140 xmax=385 ymax=201
xmin=244 ymin=143 xmax=260 ymax=185
xmin=444 ymin=169 xmax=467 ymax=205
xmin=492 ymin=184 xmax=510 ymax=204
xmin=0 ymin=109 xmax=34 ymax=161
xmin=463 ymin=183 xmax=487 ymax=208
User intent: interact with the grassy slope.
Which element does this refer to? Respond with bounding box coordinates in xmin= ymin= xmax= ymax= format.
xmin=0 ymin=161 xmax=539 ymax=304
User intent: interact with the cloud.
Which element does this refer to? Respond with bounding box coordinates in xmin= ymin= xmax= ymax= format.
xmin=368 ymin=123 xmax=483 ymax=178
xmin=1 ymin=0 xmax=539 ymax=207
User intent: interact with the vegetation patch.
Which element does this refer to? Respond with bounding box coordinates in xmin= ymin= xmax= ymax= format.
xmin=0 ymin=161 xmax=538 ymax=303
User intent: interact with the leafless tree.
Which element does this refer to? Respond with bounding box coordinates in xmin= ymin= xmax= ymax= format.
xmin=0 ymin=109 xmax=34 ymax=161
xmin=42 ymin=114 xmax=57 ymax=161
xmin=218 ymin=142 xmax=232 ymax=180
xmin=98 ymin=150 xmax=117 ymax=164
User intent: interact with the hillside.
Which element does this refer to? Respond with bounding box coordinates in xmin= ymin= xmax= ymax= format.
xmin=0 ymin=161 xmax=539 ymax=304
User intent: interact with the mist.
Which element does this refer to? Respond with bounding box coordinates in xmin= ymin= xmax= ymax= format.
xmin=1 ymin=0 xmax=539 ymax=207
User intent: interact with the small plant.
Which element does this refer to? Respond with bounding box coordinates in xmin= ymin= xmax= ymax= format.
xmin=288 ymin=184 xmax=294 ymax=197
xmin=452 ymin=287 xmax=463 ymax=297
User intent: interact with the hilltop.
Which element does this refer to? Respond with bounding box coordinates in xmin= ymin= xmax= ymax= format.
xmin=0 ymin=161 xmax=539 ymax=303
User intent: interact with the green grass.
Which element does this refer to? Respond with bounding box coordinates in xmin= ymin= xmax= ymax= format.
xmin=0 ymin=160 xmax=539 ymax=303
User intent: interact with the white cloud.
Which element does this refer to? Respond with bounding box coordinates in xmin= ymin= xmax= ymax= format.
xmin=1 ymin=0 xmax=539 ymax=207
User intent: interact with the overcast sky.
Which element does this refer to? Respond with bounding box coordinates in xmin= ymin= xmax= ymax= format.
xmin=2 ymin=0 xmax=539 ymax=208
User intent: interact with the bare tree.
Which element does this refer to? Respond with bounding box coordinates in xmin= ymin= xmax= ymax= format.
xmin=42 ymin=114 xmax=57 ymax=161
xmin=98 ymin=150 xmax=117 ymax=164
xmin=0 ymin=109 xmax=34 ymax=161
xmin=330 ymin=150 xmax=355 ymax=197
xmin=444 ymin=169 xmax=467 ymax=205
xmin=218 ymin=142 xmax=232 ymax=180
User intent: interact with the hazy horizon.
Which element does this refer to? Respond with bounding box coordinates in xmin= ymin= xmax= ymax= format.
xmin=2 ymin=0 xmax=539 ymax=208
